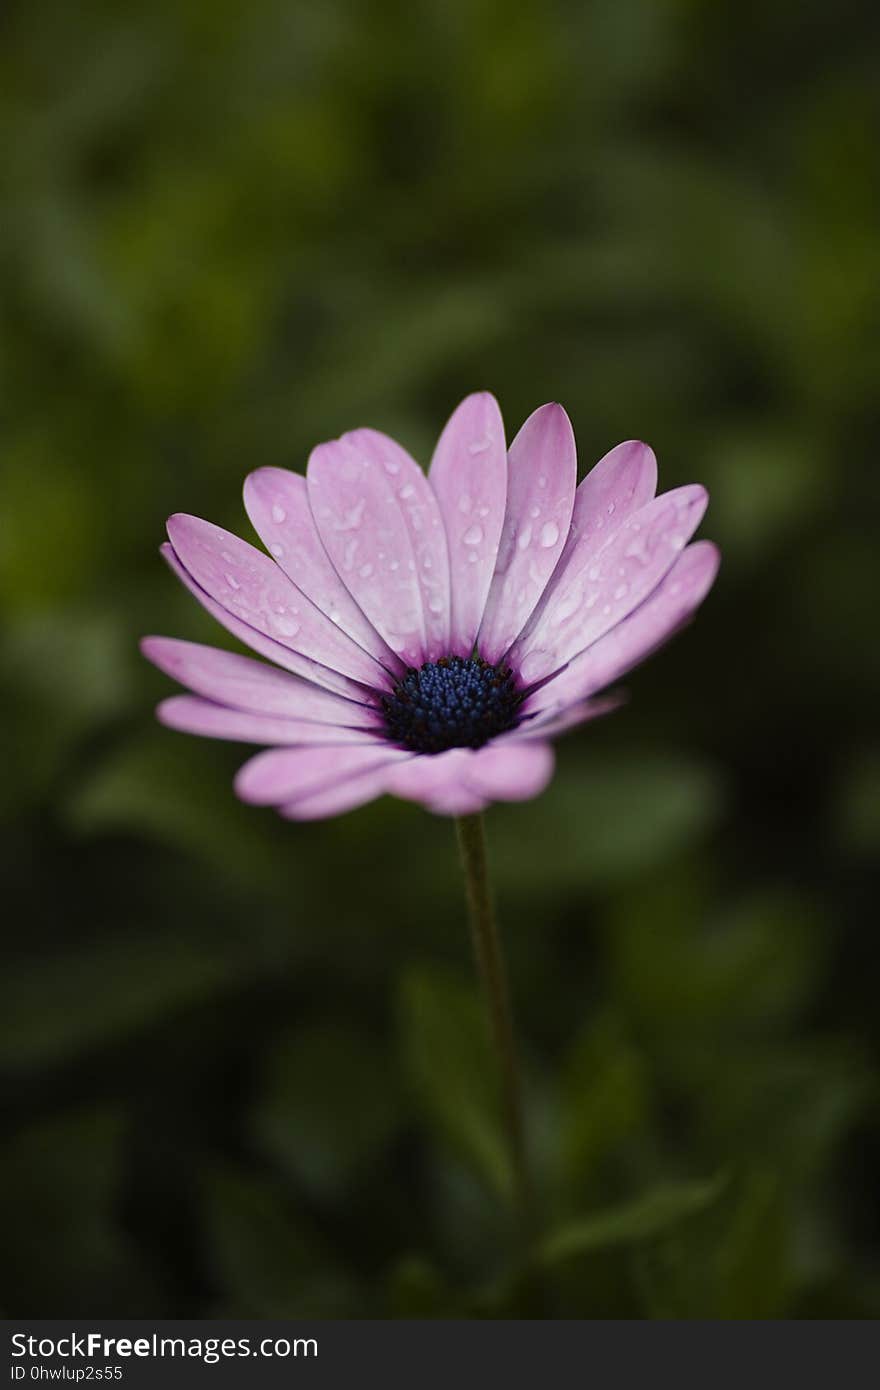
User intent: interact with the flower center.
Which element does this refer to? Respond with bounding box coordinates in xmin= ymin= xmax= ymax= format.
xmin=382 ymin=655 xmax=522 ymax=754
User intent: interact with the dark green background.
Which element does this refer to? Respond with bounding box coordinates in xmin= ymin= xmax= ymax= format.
xmin=2 ymin=0 xmax=878 ymax=1317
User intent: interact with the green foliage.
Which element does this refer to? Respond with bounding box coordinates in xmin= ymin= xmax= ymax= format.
xmin=1 ymin=0 xmax=878 ymax=1319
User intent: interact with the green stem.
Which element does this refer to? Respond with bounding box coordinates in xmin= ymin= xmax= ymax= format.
xmin=455 ymin=813 xmax=534 ymax=1237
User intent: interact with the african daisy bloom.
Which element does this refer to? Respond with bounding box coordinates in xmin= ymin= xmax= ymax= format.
xmin=142 ymin=393 xmax=718 ymax=821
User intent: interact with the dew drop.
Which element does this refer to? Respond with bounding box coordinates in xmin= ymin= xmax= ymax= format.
xmin=520 ymin=650 xmax=551 ymax=683
xmin=271 ymin=503 xmax=286 ymax=524
xmin=334 ymin=498 xmax=367 ymax=532
xmin=269 ymin=543 xmax=284 ymax=558
xmin=224 ymin=572 xmax=240 ymax=590
xmin=458 ymin=494 xmax=473 ymax=514
xmin=467 ymin=551 xmax=479 ymax=564
xmin=529 ymin=505 xmax=541 ymax=519
xmin=540 ymin=521 xmax=559 ymax=548
xmin=398 ymin=483 xmax=415 ymax=500
xmin=384 ymin=457 xmax=401 ymax=475
xmin=359 ymin=562 xmax=374 ymax=578
xmin=614 ymin=583 xmax=628 ymax=600
xmin=463 ymin=524 xmax=483 ymax=546
xmin=551 ymin=594 xmax=580 ymax=626
xmin=517 ymin=525 xmax=533 ymax=551
xmin=273 ymin=614 xmax=300 ymax=638
xmin=428 ymin=596 xmax=444 ymax=614
xmin=468 ymin=436 xmax=492 ymax=455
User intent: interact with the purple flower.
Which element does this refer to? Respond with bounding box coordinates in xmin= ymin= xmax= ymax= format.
xmin=143 ymin=394 xmax=718 ymax=819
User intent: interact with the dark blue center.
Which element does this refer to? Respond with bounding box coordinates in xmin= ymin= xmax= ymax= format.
xmin=382 ymin=655 xmax=522 ymax=754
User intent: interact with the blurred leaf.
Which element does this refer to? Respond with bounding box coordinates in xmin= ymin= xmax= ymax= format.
xmin=399 ymin=967 xmax=511 ymax=1201
xmin=0 ymin=931 xmax=259 ymax=1070
xmin=63 ymin=730 xmax=279 ymax=883
xmin=492 ymin=751 xmax=724 ymax=892
xmin=608 ymin=881 xmax=825 ymax=1039
xmin=385 ymin=1255 xmax=457 ymax=1318
xmin=559 ymin=1012 xmax=650 ymax=1197
xmin=252 ymin=1022 xmax=401 ymax=1200
xmin=835 ymin=747 xmax=880 ymax=857
xmin=541 ymin=1171 xmax=728 ymax=1265
xmin=203 ymin=1162 xmax=356 ymax=1317
xmin=713 ymin=1169 xmax=789 ymax=1318
xmin=0 ymin=1109 xmax=149 ymax=1312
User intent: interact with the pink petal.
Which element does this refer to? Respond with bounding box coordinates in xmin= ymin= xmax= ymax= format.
xmin=243 ymin=466 xmax=405 ymax=674
xmin=160 ymin=543 xmax=368 ymax=700
xmin=569 ymin=439 xmax=657 ymax=548
xmin=167 ymin=514 xmax=390 ymax=692
xmin=478 ymin=403 xmax=577 ymax=663
xmin=279 ymin=766 xmax=394 ymax=820
xmin=157 ymin=695 xmax=382 ymax=745
xmin=235 ymin=744 xmax=411 ymax=807
xmin=386 ymin=751 xmax=489 ymax=817
xmin=307 ymin=429 xmax=450 ymax=667
xmin=509 ymin=484 xmax=709 ymax=685
xmin=428 ymin=393 xmax=507 ymax=656
xmin=507 ymin=694 xmax=623 ymax=740
xmin=385 ymin=739 xmax=555 ymax=815
xmin=141 ymin=636 xmax=377 ymax=723
xmin=461 ymin=740 xmax=555 ymax=801
xmin=524 ymin=540 xmax=720 ymax=714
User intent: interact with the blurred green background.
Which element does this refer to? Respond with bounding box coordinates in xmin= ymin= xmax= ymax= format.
xmin=2 ymin=0 xmax=879 ymax=1318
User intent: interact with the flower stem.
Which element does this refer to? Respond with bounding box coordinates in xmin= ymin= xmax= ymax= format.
xmin=455 ymin=813 xmax=534 ymax=1238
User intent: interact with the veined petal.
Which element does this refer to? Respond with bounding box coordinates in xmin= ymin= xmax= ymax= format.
xmin=507 ymin=694 xmax=623 ymax=740
xmin=461 ymin=740 xmax=555 ymax=801
xmin=167 ymin=514 xmax=389 ymax=691
xmin=478 ymin=403 xmax=576 ymax=663
xmin=524 ymin=540 xmax=720 ymax=714
xmin=569 ymin=439 xmax=657 ymax=549
xmin=141 ymin=636 xmax=376 ymax=723
xmin=385 ymin=738 xmax=554 ymax=815
xmin=307 ymin=428 xmax=450 ymax=667
xmin=243 ymin=466 xmax=404 ymax=673
xmin=386 ymin=751 xmax=489 ymax=817
xmin=235 ymin=744 xmax=411 ymax=807
xmin=429 ymin=392 xmax=507 ymax=656
xmin=157 ymin=695 xmax=383 ymax=745
xmin=280 ymin=765 xmax=395 ymax=820
xmin=161 ymin=543 xmax=370 ymax=700
xmin=510 ymin=484 xmax=708 ymax=684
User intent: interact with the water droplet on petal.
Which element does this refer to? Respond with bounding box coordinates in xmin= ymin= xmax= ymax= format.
xmin=463 ymin=524 xmax=483 ymax=546
xmin=428 ymin=596 xmax=444 ymax=614
xmin=224 ymin=572 xmax=240 ymax=590
xmin=398 ymin=483 xmax=415 ymax=500
xmin=517 ymin=525 xmax=533 ymax=551
xmin=468 ymin=436 xmax=492 ymax=455
xmin=540 ymin=521 xmax=559 ymax=548
xmin=271 ymin=503 xmax=286 ymax=524
xmin=273 ymin=614 xmax=300 ymax=638
xmin=269 ymin=543 xmax=284 ymax=558
xmin=458 ymin=494 xmax=473 ymax=514
xmin=384 ymin=457 xmax=401 ymax=475
xmin=359 ymin=562 xmax=374 ymax=578
xmin=520 ymin=650 xmax=551 ymax=683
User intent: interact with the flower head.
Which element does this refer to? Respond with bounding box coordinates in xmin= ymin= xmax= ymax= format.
xmin=142 ymin=394 xmax=718 ymax=819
